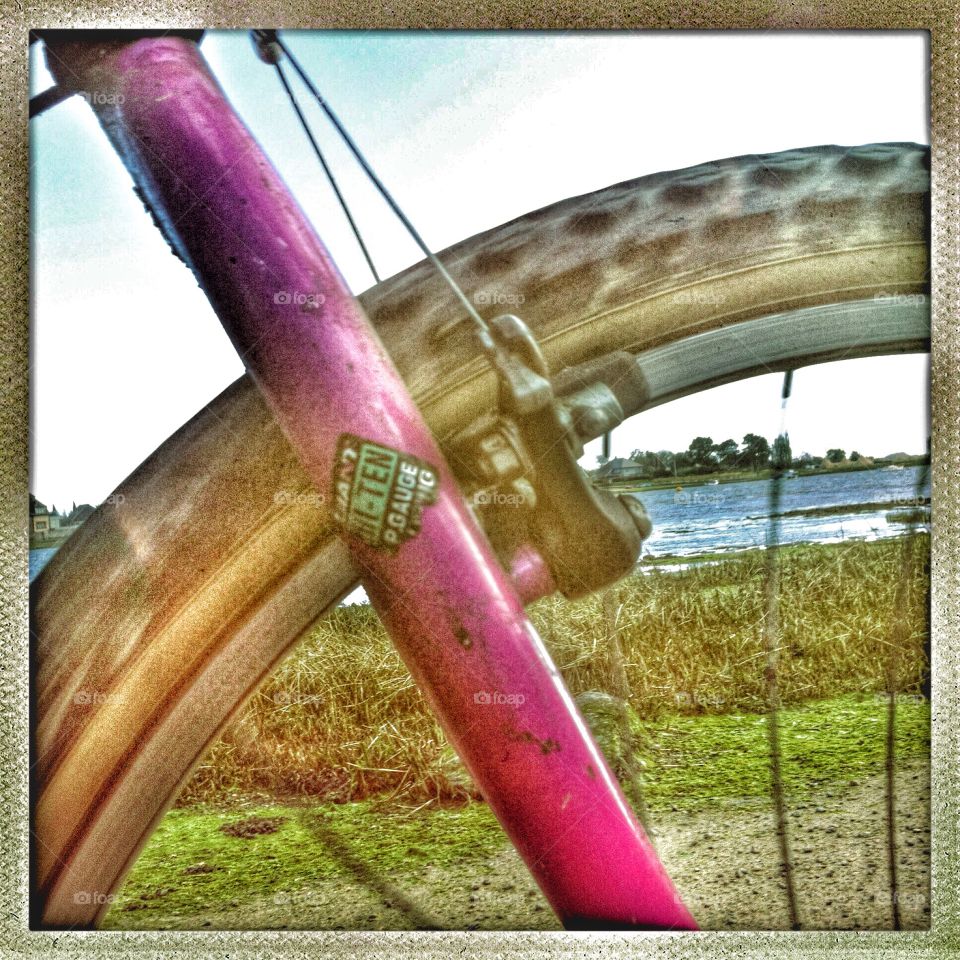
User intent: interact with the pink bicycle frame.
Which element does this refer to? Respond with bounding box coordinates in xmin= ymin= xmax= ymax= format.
xmin=46 ymin=33 xmax=696 ymax=930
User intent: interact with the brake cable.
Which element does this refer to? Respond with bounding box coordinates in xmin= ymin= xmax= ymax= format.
xmin=251 ymin=30 xmax=505 ymax=367
xmin=253 ymin=35 xmax=381 ymax=285
xmin=29 ymin=83 xmax=71 ymax=119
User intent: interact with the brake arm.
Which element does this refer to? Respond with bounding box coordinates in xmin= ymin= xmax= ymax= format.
xmin=448 ymin=314 xmax=652 ymax=599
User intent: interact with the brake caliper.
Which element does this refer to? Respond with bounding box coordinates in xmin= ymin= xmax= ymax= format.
xmin=446 ymin=314 xmax=652 ymax=599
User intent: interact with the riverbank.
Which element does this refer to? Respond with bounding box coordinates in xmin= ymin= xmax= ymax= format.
xmin=28 ymin=529 xmax=75 ymax=552
xmin=104 ymin=693 xmax=930 ymax=930
xmin=600 ymin=458 xmax=928 ymax=494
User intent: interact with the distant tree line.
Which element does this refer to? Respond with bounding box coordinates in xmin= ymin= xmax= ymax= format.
xmin=601 ymin=435 xmax=875 ymax=478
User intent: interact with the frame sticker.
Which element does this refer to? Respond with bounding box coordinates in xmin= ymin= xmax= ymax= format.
xmin=332 ymin=434 xmax=439 ymax=552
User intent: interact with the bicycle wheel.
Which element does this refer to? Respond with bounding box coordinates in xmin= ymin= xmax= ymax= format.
xmin=32 ymin=142 xmax=929 ymax=926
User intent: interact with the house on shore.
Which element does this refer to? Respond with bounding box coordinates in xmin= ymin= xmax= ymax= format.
xmin=594 ymin=457 xmax=647 ymax=484
xmin=30 ymin=496 xmax=56 ymax=539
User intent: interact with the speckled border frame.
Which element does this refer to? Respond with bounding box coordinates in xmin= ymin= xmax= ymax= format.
xmin=3 ymin=5 xmax=957 ymax=958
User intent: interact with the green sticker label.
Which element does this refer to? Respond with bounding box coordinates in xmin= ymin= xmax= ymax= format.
xmin=332 ymin=434 xmax=439 ymax=551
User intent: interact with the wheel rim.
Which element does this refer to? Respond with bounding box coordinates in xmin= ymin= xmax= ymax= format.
xmin=635 ymin=296 xmax=928 ymax=411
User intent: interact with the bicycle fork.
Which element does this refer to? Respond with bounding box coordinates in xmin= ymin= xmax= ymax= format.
xmin=45 ymin=33 xmax=696 ymax=930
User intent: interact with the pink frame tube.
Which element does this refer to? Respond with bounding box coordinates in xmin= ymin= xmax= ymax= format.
xmin=58 ymin=35 xmax=696 ymax=929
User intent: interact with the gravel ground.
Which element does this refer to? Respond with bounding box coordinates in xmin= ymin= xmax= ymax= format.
xmin=140 ymin=760 xmax=929 ymax=931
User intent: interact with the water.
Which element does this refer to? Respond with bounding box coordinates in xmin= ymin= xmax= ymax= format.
xmin=634 ymin=465 xmax=929 ymax=559
xmin=29 ymin=466 xmax=928 ymax=598
xmin=29 ymin=547 xmax=59 ymax=583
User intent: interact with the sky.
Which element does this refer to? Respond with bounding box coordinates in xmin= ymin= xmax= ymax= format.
xmin=30 ymin=31 xmax=928 ymax=509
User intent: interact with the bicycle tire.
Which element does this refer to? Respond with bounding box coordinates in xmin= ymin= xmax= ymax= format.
xmin=32 ymin=142 xmax=929 ymax=926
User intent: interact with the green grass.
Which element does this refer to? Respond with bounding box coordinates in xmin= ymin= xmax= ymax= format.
xmin=105 ymin=691 xmax=929 ymax=928
xmin=601 ymin=470 xmax=764 ymax=492
xmin=105 ymin=799 xmax=504 ymax=924
xmin=641 ymin=692 xmax=929 ymax=810
xmin=887 ymin=508 xmax=931 ymax=525
xmin=178 ymin=535 xmax=929 ymax=807
xmin=29 ymin=530 xmax=75 ymax=551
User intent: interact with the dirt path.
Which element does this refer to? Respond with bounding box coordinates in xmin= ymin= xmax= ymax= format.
xmin=136 ymin=760 xmax=928 ymax=931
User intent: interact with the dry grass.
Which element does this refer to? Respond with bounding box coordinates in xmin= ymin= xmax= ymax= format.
xmin=178 ymin=535 xmax=929 ymax=806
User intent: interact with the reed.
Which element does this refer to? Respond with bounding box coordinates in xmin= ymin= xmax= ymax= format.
xmin=178 ymin=535 xmax=929 ymax=806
